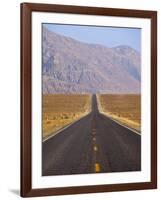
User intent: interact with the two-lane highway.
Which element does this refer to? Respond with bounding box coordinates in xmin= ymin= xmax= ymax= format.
xmin=42 ymin=95 xmax=141 ymax=176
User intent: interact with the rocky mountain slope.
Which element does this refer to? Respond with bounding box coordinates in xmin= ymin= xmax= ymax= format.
xmin=42 ymin=27 xmax=141 ymax=94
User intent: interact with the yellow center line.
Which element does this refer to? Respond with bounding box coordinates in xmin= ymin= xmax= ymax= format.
xmin=93 ymin=145 xmax=98 ymax=151
xmin=95 ymin=163 xmax=101 ymax=172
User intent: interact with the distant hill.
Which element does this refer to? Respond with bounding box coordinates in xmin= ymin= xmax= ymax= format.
xmin=42 ymin=27 xmax=141 ymax=94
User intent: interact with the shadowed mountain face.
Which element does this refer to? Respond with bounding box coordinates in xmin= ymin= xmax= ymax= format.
xmin=42 ymin=27 xmax=141 ymax=94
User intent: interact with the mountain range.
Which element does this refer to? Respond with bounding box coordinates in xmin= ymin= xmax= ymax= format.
xmin=42 ymin=27 xmax=141 ymax=94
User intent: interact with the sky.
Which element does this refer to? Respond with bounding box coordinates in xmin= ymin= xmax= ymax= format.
xmin=43 ymin=23 xmax=141 ymax=52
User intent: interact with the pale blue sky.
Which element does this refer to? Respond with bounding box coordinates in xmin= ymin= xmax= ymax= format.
xmin=43 ymin=23 xmax=141 ymax=52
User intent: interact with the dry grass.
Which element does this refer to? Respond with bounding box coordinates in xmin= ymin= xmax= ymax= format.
xmin=97 ymin=94 xmax=141 ymax=132
xmin=43 ymin=94 xmax=91 ymax=140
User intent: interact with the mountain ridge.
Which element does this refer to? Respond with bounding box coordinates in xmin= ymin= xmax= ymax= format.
xmin=42 ymin=27 xmax=141 ymax=94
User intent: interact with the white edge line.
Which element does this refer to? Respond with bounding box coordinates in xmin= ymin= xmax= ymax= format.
xmin=43 ymin=112 xmax=91 ymax=143
xmin=96 ymin=94 xmax=141 ymax=136
xmin=100 ymin=112 xmax=141 ymax=136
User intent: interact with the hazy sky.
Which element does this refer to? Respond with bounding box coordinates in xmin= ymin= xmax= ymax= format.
xmin=43 ymin=23 xmax=141 ymax=52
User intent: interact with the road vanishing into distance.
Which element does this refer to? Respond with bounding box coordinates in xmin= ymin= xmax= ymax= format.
xmin=42 ymin=95 xmax=141 ymax=176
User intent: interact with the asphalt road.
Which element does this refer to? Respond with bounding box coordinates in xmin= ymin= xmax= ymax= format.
xmin=42 ymin=95 xmax=141 ymax=176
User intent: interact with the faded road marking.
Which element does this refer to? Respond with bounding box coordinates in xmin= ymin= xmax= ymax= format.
xmin=92 ymin=131 xmax=96 ymax=135
xmin=93 ymin=145 xmax=98 ymax=151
